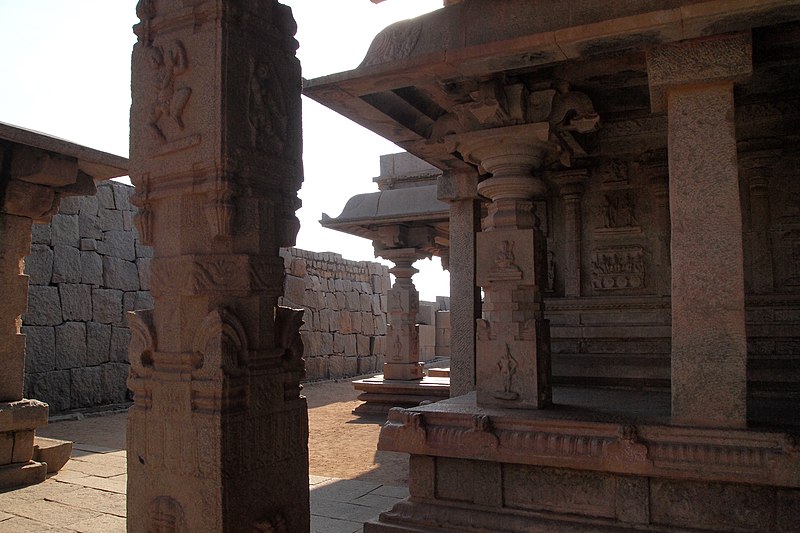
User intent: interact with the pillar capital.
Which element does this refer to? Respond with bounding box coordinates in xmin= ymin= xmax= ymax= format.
xmin=647 ymin=33 xmax=752 ymax=113
xmin=549 ymin=168 xmax=588 ymax=200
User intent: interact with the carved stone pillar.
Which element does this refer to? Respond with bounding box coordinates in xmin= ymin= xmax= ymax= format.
xmin=381 ymin=248 xmax=426 ymax=380
xmin=551 ymin=169 xmax=587 ymax=298
xmin=450 ymin=123 xmax=555 ymax=409
xmin=437 ymin=168 xmax=481 ymax=396
xmin=648 ymin=33 xmax=752 ymax=428
xmin=127 ymin=1 xmax=308 ymax=531
xmin=740 ymin=151 xmax=778 ymax=294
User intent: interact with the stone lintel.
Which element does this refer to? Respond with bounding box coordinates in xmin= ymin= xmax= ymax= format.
xmin=647 ymin=32 xmax=753 ymax=113
xmin=9 ymin=145 xmax=79 ymax=188
xmin=378 ymin=395 xmax=800 ymax=488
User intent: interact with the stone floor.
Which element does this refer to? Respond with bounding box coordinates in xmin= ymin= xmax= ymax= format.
xmin=0 ymin=379 xmax=410 ymax=533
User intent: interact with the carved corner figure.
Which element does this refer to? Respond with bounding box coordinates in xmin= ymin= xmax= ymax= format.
xmin=147 ymin=40 xmax=192 ymax=142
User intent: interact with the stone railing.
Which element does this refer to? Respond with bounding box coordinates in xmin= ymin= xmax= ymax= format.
xmin=22 ymin=181 xmax=151 ymax=412
xmin=279 ymin=248 xmax=390 ymax=380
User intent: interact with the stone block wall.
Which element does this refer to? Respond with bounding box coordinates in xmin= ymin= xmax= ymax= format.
xmin=22 ymin=181 xmax=152 ymax=413
xmin=279 ymin=248 xmax=390 ymax=381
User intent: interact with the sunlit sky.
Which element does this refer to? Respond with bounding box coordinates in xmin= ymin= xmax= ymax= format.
xmin=0 ymin=0 xmax=450 ymax=301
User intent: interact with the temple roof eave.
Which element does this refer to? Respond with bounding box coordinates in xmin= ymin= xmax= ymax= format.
xmin=303 ymin=0 xmax=800 ymax=169
xmin=0 ymin=121 xmax=129 ymax=181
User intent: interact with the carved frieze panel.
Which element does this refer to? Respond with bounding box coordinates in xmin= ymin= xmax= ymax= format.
xmin=595 ymin=191 xmax=642 ymax=236
xmin=591 ymin=246 xmax=646 ymax=290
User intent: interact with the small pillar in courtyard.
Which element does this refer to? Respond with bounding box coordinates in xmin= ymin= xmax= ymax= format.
xmin=648 ymin=33 xmax=752 ymax=428
xmin=378 ymin=244 xmax=429 ymax=380
xmin=126 ymin=1 xmax=308 ymax=531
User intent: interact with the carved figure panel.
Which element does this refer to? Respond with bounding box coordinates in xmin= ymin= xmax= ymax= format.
xmin=596 ymin=191 xmax=641 ymax=236
xmin=248 ymin=56 xmax=288 ymax=156
xmin=149 ymin=496 xmax=187 ymax=533
xmin=147 ymin=40 xmax=192 ymax=143
xmin=591 ymin=246 xmax=646 ymax=290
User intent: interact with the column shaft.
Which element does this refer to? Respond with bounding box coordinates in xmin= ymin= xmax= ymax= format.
xmin=668 ymin=83 xmax=747 ymax=427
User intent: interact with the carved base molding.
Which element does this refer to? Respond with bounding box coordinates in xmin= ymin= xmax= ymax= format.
xmin=369 ymin=393 xmax=800 ymax=532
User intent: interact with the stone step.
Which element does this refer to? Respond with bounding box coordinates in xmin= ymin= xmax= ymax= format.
xmin=33 ymin=436 xmax=72 ymax=473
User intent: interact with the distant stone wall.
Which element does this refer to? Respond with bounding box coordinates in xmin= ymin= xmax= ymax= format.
xmin=21 ymin=186 xmax=392 ymax=411
xmin=22 ymin=181 xmax=151 ymax=413
xmin=279 ymin=248 xmax=390 ymax=380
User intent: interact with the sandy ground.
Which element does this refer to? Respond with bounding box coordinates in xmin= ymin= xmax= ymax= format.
xmin=39 ymin=377 xmax=408 ymax=487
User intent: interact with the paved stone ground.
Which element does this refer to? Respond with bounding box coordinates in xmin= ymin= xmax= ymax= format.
xmin=0 ymin=379 xmax=410 ymax=533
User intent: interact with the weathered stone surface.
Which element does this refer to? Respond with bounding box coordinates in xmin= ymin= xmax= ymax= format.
xmin=102 ymin=256 xmax=139 ymax=291
xmin=137 ymin=257 xmax=151 ymax=290
xmin=96 ymin=185 xmax=115 ymax=209
xmin=30 ymin=223 xmax=51 ymax=245
xmin=51 ymin=245 xmax=81 ymax=284
xmin=26 ymin=370 xmax=70 ymax=412
xmin=50 ymin=214 xmax=80 ymax=247
xmin=21 ymin=326 xmax=55 ymax=373
xmin=86 ymin=322 xmax=111 ymax=366
xmin=58 ymin=196 xmax=82 ymax=215
xmin=92 ymin=289 xmax=123 ymax=324
xmin=80 ymin=251 xmax=103 ymax=285
xmin=98 ymin=208 xmax=124 ymax=232
xmin=79 ymin=238 xmax=97 ymax=251
xmin=104 ymin=363 xmax=130 ymax=403
xmin=134 ymin=291 xmax=153 ymax=311
xmin=111 ymin=183 xmax=134 ymax=210
xmin=110 ymin=327 xmax=131 ymax=363
xmin=70 ymin=366 xmax=103 ymax=408
xmin=97 ymin=230 xmax=135 ymax=261
xmin=25 ymin=244 xmax=53 ymax=286
xmin=55 ymin=322 xmax=87 ymax=369
xmin=135 ymin=239 xmax=153 ymax=258
xmin=80 ymin=195 xmax=99 ymax=217
xmin=59 ymin=284 xmax=93 ymax=322
xmin=24 ymin=286 xmax=62 ymax=326
xmin=78 ymin=212 xmax=103 ymax=240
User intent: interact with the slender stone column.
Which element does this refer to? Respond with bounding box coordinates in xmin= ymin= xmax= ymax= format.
xmin=641 ymin=162 xmax=671 ymax=297
xmin=127 ymin=1 xmax=308 ymax=531
xmin=740 ymin=151 xmax=778 ymax=294
xmin=437 ymin=168 xmax=481 ymax=396
xmin=648 ymin=33 xmax=752 ymax=428
xmin=450 ymin=123 xmax=555 ymax=409
xmin=551 ymin=170 xmax=587 ymax=298
xmin=381 ymin=248 xmax=425 ymax=380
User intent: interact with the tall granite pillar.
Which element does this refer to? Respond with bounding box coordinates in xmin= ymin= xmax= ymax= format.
xmin=450 ymin=124 xmax=554 ymax=409
xmin=437 ymin=168 xmax=480 ymax=396
xmin=551 ymin=170 xmax=587 ymax=298
xmin=381 ymin=248 xmax=425 ymax=380
xmin=126 ymin=1 xmax=308 ymax=531
xmin=648 ymin=33 xmax=752 ymax=428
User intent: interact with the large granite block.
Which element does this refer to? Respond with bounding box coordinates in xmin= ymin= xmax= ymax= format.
xmin=80 ymin=251 xmax=103 ymax=285
xmin=102 ymin=256 xmax=139 ymax=291
xmin=25 ymin=244 xmax=53 ymax=286
xmin=51 ymin=245 xmax=81 ymax=284
xmin=98 ymin=230 xmax=135 ymax=261
xmin=59 ymin=284 xmax=93 ymax=321
xmin=87 ymin=322 xmax=111 ymax=366
xmin=50 ymin=214 xmax=79 ymax=247
xmin=55 ymin=322 xmax=87 ymax=369
xmin=21 ymin=326 xmax=56 ymax=374
xmin=92 ymin=289 xmax=123 ymax=324
xmin=24 ymin=286 xmax=62 ymax=326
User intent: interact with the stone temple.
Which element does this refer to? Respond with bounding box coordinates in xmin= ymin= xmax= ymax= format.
xmin=0 ymin=0 xmax=798 ymax=531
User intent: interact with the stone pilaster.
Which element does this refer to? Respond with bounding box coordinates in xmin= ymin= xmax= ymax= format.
xmin=648 ymin=33 xmax=752 ymax=428
xmin=450 ymin=123 xmax=554 ymax=409
xmin=551 ymin=170 xmax=587 ymax=298
xmin=437 ymin=168 xmax=481 ymax=396
xmin=126 ymin=1 xmax=308 ymax=531
xmin=740 ymin=151 xmax=778 ymax=294
xmin=381 ymin=248 xmax=425 ymax=380
xmin=642 ymin=161 xmax=671 ymax=297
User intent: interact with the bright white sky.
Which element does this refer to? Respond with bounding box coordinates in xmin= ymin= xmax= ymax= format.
xmin=0 ymin=0 xmax=450 ymax=301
